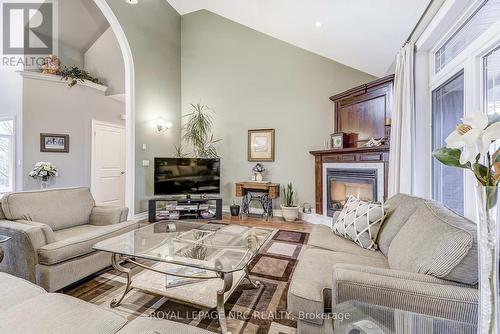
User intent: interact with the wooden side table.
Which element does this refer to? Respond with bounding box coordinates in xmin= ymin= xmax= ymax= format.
xmin=235 ymin=182 xmax=280 ymax=221
xmin=0 ymin=235 xmax=11 ymax=263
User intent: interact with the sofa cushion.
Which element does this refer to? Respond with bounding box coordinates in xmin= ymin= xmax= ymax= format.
xmin=332 ymin=196 xmax=386 ymax=250
xmin=388 ymin=201 xmax=477 ymax=284
xmin=1 ymin=187 xmax=95 ymax=231
xmin=0 ymin=272 xmax=46 ymax=312
xmin=287 ymin=247 xmax=388 ymax=325
xmin=37 ymin=220 xmax=139 ymax=265
xmin=308 ymin=224 xmax=387 ymax=261
xmin=0 ymin=293 xmax=127 ymax=334
xmin=118 ymin=317 xmax=214 ymax=334
xmin=377 ymin=193 xmax=427 ymax=256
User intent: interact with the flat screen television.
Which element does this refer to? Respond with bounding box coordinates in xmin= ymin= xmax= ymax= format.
xmin=154 ymin=158 xmax=220 ymax=196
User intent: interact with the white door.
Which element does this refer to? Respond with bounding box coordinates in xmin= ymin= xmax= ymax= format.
xmin=91 ymin=121 xmax=126 ymax=207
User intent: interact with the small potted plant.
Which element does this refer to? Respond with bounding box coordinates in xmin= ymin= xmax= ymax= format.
xmin=230 ymin=200 xmax=241 ymax=217
xmin=29 ymin=161 xmax=58 ymax=189
xmin=252 ymin=163 xmax=265 ymax=182
xmin=280 ymin=182 xmax=300 ymax=222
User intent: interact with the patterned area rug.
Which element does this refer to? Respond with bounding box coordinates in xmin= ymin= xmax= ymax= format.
xmin=66 ymin=230 xmax=309 ymax=334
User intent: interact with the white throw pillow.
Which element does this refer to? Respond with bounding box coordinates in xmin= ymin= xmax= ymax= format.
xmin=332 ymin=196 xmax=386 ymax=250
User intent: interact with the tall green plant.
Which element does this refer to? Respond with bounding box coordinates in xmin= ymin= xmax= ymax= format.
xmin=282 ymin=182 xmax=296 ymax=207
xmin=182 ymin=103 xmax=221 ymax=158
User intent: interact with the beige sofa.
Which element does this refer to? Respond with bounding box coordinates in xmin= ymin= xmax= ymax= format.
xmin=0 ymin=187 xmax=140 ymax=292
xmin=0 ymin=271 xmax=212 ymax=333
xmin=288 ymin=194 xmax=479 ymax=334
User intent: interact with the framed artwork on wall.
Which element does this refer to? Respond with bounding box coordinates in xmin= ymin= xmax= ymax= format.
xmin=40 ymin=133 xmax=69 ymax=153
xmin=248 ymin=129 xmax=275 ymax=162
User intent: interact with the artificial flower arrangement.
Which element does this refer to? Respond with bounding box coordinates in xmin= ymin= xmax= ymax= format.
xmin=252 ymin=163 xmax=265 ymax=173
xmin=433 ymin=112 xmax=500 ymax=186
xmin=28 ymin=161 xmax=58 ymax=182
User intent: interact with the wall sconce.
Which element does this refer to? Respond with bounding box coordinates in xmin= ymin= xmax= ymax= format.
xmin=157 ymin=119 xmax=173 ymax=132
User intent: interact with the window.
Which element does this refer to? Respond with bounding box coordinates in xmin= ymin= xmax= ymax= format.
xmin=432 ymin=72 xmax=465 ymax=214
xmin=0 ymin=118 xmax=14 ymax=193
xmin=485 ymin=45 xmax=500 ymax=114
xmin=435 ymin=0 xmax=500 ymax=73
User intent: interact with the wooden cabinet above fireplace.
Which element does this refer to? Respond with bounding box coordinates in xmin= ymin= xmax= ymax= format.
xmin=310 ymin=75 xmax=394 ymax=215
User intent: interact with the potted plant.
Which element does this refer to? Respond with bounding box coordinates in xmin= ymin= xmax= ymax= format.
xmin=28 ymin=161 xmax=58 ymax=189
xmin=280 ymin=182 xmax=300 ymax=222
xmin=252 ymin=163 xmax=265 ymax=182
xmin=230 ymin=200 xmax=241 ymax=217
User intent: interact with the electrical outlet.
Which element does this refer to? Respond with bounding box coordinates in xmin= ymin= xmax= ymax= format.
xmin=142 ymin=160 xmax=150 ymax=167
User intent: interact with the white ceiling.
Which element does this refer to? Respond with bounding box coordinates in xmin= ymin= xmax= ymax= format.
xmin=167 ymin=0 xmax=430 ymax=77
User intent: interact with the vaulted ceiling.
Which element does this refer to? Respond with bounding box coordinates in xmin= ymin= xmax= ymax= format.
xmin=167 ymin=0 xmax=430 ymax=77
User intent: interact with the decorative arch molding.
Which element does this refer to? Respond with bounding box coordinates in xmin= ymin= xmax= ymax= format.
xmin=92 ymin=0 xmax=136 ymax=217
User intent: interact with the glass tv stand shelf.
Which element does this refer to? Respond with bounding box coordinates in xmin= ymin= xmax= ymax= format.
xmin=148 ymin=196 xmax=223 ymax=222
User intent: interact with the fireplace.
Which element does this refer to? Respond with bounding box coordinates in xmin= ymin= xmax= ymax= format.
xmin=323 ymin=163 xmax=385 ymax=217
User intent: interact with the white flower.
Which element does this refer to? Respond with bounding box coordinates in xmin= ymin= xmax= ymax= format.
xmin=445 ymin=113 xmax=500 ymax=165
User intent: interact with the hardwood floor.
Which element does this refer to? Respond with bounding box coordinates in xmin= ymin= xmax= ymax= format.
xmin=221 ymin=214 xmax=313 ymax=233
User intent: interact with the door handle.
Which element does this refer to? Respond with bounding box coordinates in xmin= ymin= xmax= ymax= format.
xmin=121 ymin=171 xmax=125 ymax=175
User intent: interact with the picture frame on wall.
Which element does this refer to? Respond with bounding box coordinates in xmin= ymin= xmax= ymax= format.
xmin=248 ymin=129 xmax=275 ymax=162
xmin=40 ymin=133 xmax=69 ymax=153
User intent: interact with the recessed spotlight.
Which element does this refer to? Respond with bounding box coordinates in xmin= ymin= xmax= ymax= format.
xmin=126 ymin=0 xmax=138 ymax=4
xmin=315 ymin=21 xmax=322 ymax=28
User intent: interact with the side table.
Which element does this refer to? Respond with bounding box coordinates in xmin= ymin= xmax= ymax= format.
xmin=0 ymin=235 xmax=11 ymax=263
xmin=235 ymin=182 xmax=280 ymax=221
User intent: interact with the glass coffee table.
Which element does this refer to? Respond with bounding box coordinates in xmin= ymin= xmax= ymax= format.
xmin=94 ymin=221 xmax=274 ymax=334
xmin=333 ymin=301 xmax=477 ymax=334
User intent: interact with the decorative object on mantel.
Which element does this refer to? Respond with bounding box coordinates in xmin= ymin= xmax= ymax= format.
xmin=58 ymin=66 xmax=103 ymax=88
xmin=41 ymin=55 xmax=60 ymax=75
xmin=248 ymin=129 xmax=275 ymax=162
xmin=280 ymin=182 xmax=300 ymax=222
xmin=181 ymin=103 xmax=222 ymax=158
xmin=433 ymin=112 xmax=500 ymax=334
xmin=40 ymin=133 xmax=69 ymax=153
xmin=29 ymin=161 xmax=58 ymax=189
xmin=251 ymin=163 xmax=266 ymax=182
xmin=362 ymin=137 xmax=385 ymax=148
xmin=330 ymin=132 xmax=348 ymax=149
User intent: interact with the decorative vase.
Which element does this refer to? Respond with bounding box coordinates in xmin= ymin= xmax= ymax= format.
xmin=40 ymin=178 xmax=49 ymax=189
xmin=474 ymin=185 xmax=499 ymax=334
xmin=255 ymin=172 xmax=263 ymax=182
xmin=230 ymin=205 xmax=240 ymax=217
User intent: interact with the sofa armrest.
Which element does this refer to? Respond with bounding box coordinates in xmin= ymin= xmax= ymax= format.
xmin=333 ymin=264 xmax=478 ymax=324
xmin=90 ymin=206 xmax=129 ymax=226
xmin=0 ymin=220 xmax=54 ymax=282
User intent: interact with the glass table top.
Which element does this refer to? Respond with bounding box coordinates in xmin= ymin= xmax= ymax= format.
xmin=333 ymin=301 xmax=477 ymax=334
xmin=93 ymin=221 xmax=274 ymax=274
xmin=0 ymin=235 xmax=10 ymax=243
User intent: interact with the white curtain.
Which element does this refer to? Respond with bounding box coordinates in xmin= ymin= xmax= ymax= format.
xmin=388 ymin=42 xmax=416 ymax=197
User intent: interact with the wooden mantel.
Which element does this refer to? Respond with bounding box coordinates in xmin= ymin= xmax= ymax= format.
xmin=311 ymin=75 xmax=394 ymax=215
xmin=310 ymin=146 xmax=390 ymax=215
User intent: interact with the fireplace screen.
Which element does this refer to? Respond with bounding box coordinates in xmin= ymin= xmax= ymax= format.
xmin=327 ymin=169 xmax=377 ymax=216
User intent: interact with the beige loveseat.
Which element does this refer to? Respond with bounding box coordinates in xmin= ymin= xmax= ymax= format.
xmin=0 ymin=187 xmax=140 ymax=292
xmin=0 ymin=271 xmax=212 ymax=333
xmin=288 ymin=194 xmax=479 ymax=334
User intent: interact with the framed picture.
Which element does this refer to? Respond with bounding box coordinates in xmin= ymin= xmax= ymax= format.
xmin=248 ymin=129 xmax=275 ymax=162
xmin=330 ymin=132 xmax=347 ymax=149
xmin=40 ymin=133 xmax=69 ymax=153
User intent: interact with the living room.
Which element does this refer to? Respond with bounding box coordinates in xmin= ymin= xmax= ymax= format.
xmin=0 ymin=0 xmax=496 ymax=333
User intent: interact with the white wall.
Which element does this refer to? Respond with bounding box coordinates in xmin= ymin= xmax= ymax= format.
xmin=0 ymin=71 xmax=23 ymax=191
xmin=84 ymin=27 xmax=125 ymax=96
xmin=22 ymin=78 xmax=124 ymax=190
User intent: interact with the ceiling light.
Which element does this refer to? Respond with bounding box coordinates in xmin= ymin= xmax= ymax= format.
xmin=125 ymin=0 xmax=138 ymax=4
xmin=315 ymin=21 xmax=322 ymax=28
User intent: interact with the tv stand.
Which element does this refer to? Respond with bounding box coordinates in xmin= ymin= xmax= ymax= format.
xmin=148 ymin=196 xmax=222 ymax=223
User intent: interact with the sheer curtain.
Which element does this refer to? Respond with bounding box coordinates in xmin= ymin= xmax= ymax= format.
xmin=388 ymin=42 xmax=416 ymax=197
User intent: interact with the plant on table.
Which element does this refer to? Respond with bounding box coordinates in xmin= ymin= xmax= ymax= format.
xmin=433 ymin=112 xmax=500 ymax=334
xmin=280 ymin=182 xmax=300 ymax=222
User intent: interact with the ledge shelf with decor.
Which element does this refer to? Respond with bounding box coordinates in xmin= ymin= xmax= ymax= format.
xmin=148 ymin=196 xmax=223 ymax=223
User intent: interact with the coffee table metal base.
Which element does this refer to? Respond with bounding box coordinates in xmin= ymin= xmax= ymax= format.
xmin=109 ymin=253 xmax=260 ymax=334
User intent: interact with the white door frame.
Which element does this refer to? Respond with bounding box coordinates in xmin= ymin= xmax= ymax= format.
xmin=90 ymin=120 xmax=126 ymax=204
xmin=92 ymin=0 xmax=135 ymax=216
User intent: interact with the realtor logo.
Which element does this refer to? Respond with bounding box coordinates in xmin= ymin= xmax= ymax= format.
xmin=1 ymin=0 xmax=58 ymax=69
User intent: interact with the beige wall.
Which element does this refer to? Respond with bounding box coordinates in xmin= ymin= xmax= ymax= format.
xmin=22 ymin=78 xmax=124 ymax=190
xmin=181 ymin=10 xmax=376 ymax=208
xmin=105 ymin=0 xmax=181 ymax=213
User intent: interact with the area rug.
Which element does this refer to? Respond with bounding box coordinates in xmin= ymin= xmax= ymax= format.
xmin=66 ymin=229 xmax=309 ymax=334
